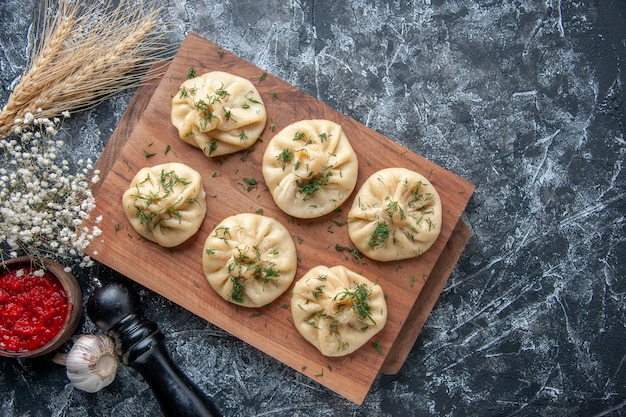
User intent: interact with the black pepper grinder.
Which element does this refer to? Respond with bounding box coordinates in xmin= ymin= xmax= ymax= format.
xmin=86 ymin=280 xmax=222 ymax=417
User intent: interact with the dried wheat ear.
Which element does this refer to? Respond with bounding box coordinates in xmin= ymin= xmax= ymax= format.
xmin=0 ymin=0 xmax=172 ymax=138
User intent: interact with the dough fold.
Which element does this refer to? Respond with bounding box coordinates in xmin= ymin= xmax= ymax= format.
xmin=171 ymin=71 xmax=266 ymax=157
xmin=203 ymin=213 xmax=297 ymax=307
xmin=122 ymin=162 xmax=207 ymax=247
xmin=347 ymin=167 xmax=442 ymax=261
xmin=291 ymin=265 xmax=387 ymax=356
xmin=262 ymin=119 xmax=358 ymax=218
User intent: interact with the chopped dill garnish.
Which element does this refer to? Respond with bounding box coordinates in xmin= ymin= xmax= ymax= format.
xmin=243 ymin=177 xmax=258 ymax=191
xmin=230 ymin=276 xmax=245 ymax=303
xmin=206 ymin=139 xmax=218 ymax=156
xmin=368 ymin=223 xmax=389 ymax=248
xmin=132 ymin=169 xmax=192 ymax=230
xmin=226 ymin=245 xmax=282 ymax=304
xmin=334 ymin=283 xmax=376 ymax=326
xmin=335 ymin=244 xmax=363 ymax=260
xmin=295 ymin=167 xmax=332 ymax=201
xmin=276 ymin=148 xmax=293 ymax=170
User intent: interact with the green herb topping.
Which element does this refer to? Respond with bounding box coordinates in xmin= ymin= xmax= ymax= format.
xmin=191 ymin=84 xmax=231 ymax=131
xmin=222 ymin=245 xmax=281 ymax=304
xmin=276 ymin=148 xmax=293 ymax=170
xmin=368 ymin=223 xmax=389 ymax=248
xmin=132 ymin=169 xmax=193 ymax=230
xmin=295 ymin=166 xmax=333 ymax=201
xmin=334 ymin=283 xmax=376 ymax=326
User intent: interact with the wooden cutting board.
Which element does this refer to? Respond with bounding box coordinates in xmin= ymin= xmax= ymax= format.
xmin=85 ymin=32 xmax=474 ymax=404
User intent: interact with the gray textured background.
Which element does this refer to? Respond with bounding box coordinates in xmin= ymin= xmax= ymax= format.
xmin=1 ymin=0 xmax=624 ymax=416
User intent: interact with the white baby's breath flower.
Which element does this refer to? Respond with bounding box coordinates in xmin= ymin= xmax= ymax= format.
xmin=0 ymin=110 xmax=97 ymax=271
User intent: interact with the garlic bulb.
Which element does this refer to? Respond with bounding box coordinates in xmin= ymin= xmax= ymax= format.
xmin=59 ymin=334 xmax=119 ymax=393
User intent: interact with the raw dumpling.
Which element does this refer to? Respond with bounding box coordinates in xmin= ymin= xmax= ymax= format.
xmin=262 ymin=119 xmax=358 ymax=218
xmin=202 ymin=213 xmax=297 ymax=308
xmin=291 ymin=265 xmax=387 ymax=357
xmin=171 ymin=71 xmax=267 ymax=157
xmin=347 ymin=167 xmax=442 ymax=261
xmin=122 ymin=162 xmax=207 ymax=247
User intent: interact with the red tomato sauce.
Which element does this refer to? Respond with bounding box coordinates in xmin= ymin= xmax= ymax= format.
xmin=0 ymin=266 xmax=68 ymax=352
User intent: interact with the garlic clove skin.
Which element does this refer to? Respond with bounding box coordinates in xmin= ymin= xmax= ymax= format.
xmin=64 ymin=334 xmax=119 ymax=393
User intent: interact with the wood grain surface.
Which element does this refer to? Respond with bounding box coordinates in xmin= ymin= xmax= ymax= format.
xmin=85 ymin=33 xmax=475 ymax=404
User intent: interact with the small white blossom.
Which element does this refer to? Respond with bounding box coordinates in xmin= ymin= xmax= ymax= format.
xmin=0 ymin=110 xmax=96 ymax=271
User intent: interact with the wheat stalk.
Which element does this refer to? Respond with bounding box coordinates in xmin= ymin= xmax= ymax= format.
xmin=0 ymin=0 xmax=171 ymax=138
xmin=0 ymin=4 xmax=76 ymax=132
xmin=5 ymin=3 xmax=77 ymax=112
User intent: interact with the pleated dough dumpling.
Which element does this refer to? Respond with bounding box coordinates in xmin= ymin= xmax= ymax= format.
xmin=122 ymin=162 xmax=207 ymax=247
xmin=291 ymin=265 xmax=387 ymax=357
xmin=171 ymin=71 xmax=266 ymax=157
xmin=202 ymin=213 xmax=297 ymax=308
xmin=347 ymin=167 xmax=442 ymax=261
xmin=262 ymin=119 xmax=358 ymax=218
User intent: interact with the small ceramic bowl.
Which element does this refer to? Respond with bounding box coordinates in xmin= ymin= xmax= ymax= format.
xmin=0 ymin=256 xmax=82 ymax=358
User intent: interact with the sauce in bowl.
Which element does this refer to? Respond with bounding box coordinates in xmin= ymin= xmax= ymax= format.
xmin=0 ymin=257 xmax=82 ymax=358
xmin=0 ymin=266 xmax=69 ymax=352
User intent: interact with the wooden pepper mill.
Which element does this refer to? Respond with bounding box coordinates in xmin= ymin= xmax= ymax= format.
xmin=86 ymin=280 xmax=222 ymax=417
